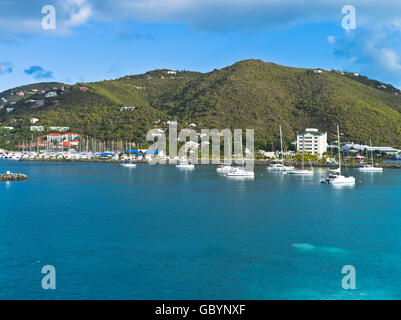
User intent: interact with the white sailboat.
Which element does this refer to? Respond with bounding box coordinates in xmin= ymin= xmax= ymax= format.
xmin=267 ymin=126 xmax=295 ymax=172
xmin=289 ymin=133 xmax=313 ymax=175
xmin=358 ymin=140 xmax=383 ymax=172
xmin=320 ymin=125 xmax=355 ymax=185
xmin=226 ymin=133 xmax=254 ymax=177
xmin=176 ymin=158 xmax=195 ymax=169
xmin=120 ymin=154 xmax=136 ymax=168
xmin=216 ymin=165 xmax=234 ymax=174
xmin=226 ymin=167 xmax=255 ymax=177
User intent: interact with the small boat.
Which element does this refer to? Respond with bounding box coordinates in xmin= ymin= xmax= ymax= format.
xmin=176 ymin=159 xmax=195 ymax=170
xmin=267 ymin=126 xmax=294 ymax=172
xmin=358 ymin=140 xmax=383 ymax=172
xmin=358 ymin=165 xmax=383 ymax=172
xmin=120 ymin=160 xmax=136 ymax=168
xmin=288 ymin=139 xmax=313 ymax=175
xmin=320 ymin=126 xmax=355 ymax=185
xmin=267 ymin=163 xmax=295 ymax=172
xmin=216 ymin=165 xmax=234 ymax=174
xmin=226 ymin=167 xmax=254 ymax=177
xmin=289 ymin=169 xmax=313 ymax=175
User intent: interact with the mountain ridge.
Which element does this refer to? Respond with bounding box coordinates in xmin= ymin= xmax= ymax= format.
xmin=1 ymin=59 xmax=401 ymax=150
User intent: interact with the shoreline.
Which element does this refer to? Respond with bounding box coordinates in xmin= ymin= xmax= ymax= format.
xmin=9 ymin=158 xmax=401 ymax=168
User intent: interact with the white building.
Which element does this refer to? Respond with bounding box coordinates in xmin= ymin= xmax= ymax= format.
xmin=297 ymin=128 xmax=327 ymax=155
xmin=48 ymin=126 xmax=69 ymax=132
xmin=120 ymin=107 xmax=136 ymax=112
xmin=30 ymin=126 xmax=44 ymax=132
xmin=45 ymin=92 xmax=58 ymax=98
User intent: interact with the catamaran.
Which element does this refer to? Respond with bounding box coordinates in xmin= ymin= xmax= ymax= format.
xmin=358 ymin=140 xmax=383 ymax=172
xmin=320 ymin=126 xmax=355 ymax=185
xmin=267 ymin=126 xmax=294 ymax=172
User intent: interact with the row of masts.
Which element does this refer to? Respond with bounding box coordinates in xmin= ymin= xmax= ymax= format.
xmin=16 ymin=137 xmax=136 ymax=153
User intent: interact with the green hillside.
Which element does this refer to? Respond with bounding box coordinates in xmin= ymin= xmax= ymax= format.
xmin=1 ymin=60 xmax=401 ymax=150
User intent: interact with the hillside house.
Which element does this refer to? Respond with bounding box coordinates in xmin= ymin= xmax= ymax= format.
xmin=30 ymin=126 xmax=44 ymax=132
xmin=48 ymin=126 xmax=70 ymax=132
xmin=45 ymin=92 xmax=57 ymax=98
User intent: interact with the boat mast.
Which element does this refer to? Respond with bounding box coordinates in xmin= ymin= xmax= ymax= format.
xmin=370 ymin=139 xmax=374 ymax=167
xmin=280 ymin=125 xmax=284 ymax=164
xmin=302 ymin=132 xmax=305 ymax=169
xmin=337 ymin=125 xmax=341 ymax=172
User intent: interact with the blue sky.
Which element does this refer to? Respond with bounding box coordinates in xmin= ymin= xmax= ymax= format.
xmin=0 ymin=0 xmax=401 ymax=91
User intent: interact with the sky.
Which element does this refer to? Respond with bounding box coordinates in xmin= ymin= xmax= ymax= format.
xmin=1 ymin=0 xmax=401 ymax=92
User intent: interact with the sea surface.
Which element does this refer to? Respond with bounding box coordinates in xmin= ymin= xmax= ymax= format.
xmin=1 ymin=160 xmax=401 ymax=300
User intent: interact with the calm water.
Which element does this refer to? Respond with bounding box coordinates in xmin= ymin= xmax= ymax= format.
xmin=1 ymin=160 xmax=401 ymax=300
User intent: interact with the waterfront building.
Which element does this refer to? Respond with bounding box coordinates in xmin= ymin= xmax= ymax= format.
xmin=297 ymin=128 xmax=327 ymax=155
xmin=64 ymin=133 xmax=79 ymax=141
xmin=47 ymin=133 xmax=64 ymax=143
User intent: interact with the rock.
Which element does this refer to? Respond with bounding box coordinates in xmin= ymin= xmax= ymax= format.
xmin=0 ymin=173 xmax=29 ymax=181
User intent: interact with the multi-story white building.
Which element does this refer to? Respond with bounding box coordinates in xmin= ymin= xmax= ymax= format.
xmin=297 ymin=128 xmax=327 ymax=155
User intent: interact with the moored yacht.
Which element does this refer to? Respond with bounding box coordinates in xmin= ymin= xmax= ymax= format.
xmin=120 ymin=161 xmax=136 ymax=168
xmin=267 ymin=126 xmax=294 ymax=172
xmin=289 ymin=134 xmax=313 ymax=175
xmin=226 ymin=166 xmax=254 ymax=177
xmin=358 ymin=140 xmax=383 ymax=172
xmin=176 ymin=158 xmax=195 ymax=170
xmin=320 ymin=125 xmax=355 ymax=185
xmin=216 ymin=165 xmax=234 ymax=174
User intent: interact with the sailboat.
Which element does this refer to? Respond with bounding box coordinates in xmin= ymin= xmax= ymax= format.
xmin=358 ymin=140 xmax=383 ymax=172
xmin=226 ymin=133 xmax=254 ymax=177
xmin=320 ymin=125 xmax=355 ymax=185
xmin=120 ymin=153 xmax=136 ymax=168
xmin=176 ymin=157 xmax=195 ymax=169
xmin=289 ymin=133 xmax=313 ymax=175
xmin=266 ymin=126 xmax=295 ymax=172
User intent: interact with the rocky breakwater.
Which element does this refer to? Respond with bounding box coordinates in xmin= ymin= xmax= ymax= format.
xmin=0 ymin=171 xmax=29 ymax=182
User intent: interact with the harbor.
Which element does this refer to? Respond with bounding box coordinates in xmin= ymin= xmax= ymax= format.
xmin=1 ymin=160 xmax=400 ymax=299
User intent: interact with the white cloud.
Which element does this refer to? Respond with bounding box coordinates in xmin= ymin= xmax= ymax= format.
xmin=0 ymin=61 xmax=12 ymax=74
xmin=379 ymin=48 xmax=401 ymax=71
xmin=62 ymin=0 xmax=93 ymax=27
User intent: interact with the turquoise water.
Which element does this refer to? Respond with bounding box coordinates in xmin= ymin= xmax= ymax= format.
xmin=1 ymin=160 xmax=401 ymax=299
